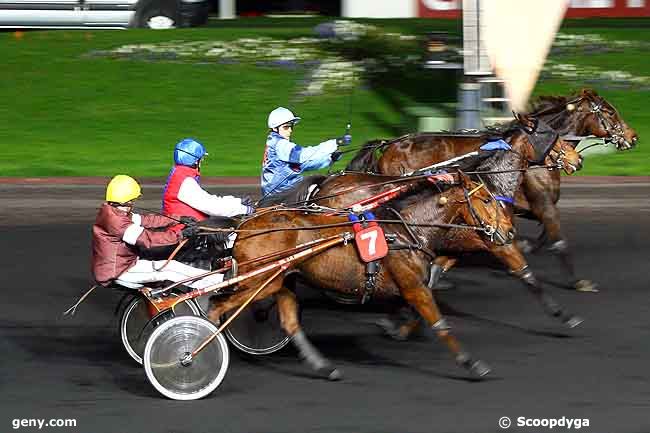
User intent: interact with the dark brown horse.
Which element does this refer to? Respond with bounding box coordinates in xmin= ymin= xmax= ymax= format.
xmin=312 ymin=162 xmax=582 ymax=339
xmin=345 ymin=101 xmax=620 ymax=291
xmin=346 ymin=114 xmax=583 ymax=283
xmin=530 ymin=88 xmax=637 ymax=150
xmin=514 ymin=89 xmax=638 ymax=290
xmin=208 ymin=173 xmax=517 ymax=379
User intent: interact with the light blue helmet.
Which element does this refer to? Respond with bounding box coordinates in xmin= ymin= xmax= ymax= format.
xmin=174 ymin=138 xmax=207 ymax=167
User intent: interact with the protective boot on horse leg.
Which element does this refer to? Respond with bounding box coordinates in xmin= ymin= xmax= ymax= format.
xmin=276 ymin=288 xmax=341 ymax=380
xmin=376 ymin=257 xmax=457 ymax=341
xmin=489 ymin=243 xmax=584 ymax=328
xmin=525 ymin=186 xmax=597 ymax=292
xmin=387 ymin=257 xmax=490 ymax=378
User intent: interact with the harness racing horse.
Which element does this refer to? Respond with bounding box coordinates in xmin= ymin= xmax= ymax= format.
xmin=208 ymin=173 xmax=518 ymax=379
xmin=346 ymin=113 xmax=597 ymax=291
xmin=513 ymin=89 xmax=639 ymax=291
xmin=310 ymin=166 xmax=582 ymax=340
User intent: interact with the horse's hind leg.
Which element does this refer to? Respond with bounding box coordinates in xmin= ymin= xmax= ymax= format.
xmin=490 ymin=244 xmax=584 ymax=328
xmin=275 ymin=287 xmax=342 ymax=381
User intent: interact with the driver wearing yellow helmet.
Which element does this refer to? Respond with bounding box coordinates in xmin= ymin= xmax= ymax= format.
xmin=91 ymin=175 xmax=224 ymax=289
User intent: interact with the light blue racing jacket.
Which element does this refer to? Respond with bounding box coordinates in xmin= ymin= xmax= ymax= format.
xmin=261 ymin=132 xmax=338 ymax=196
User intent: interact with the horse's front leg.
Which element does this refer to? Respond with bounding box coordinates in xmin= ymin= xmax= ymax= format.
xmin=275 ymin=287 xmax=342 ymax=380
xmin=524 ymin=173 xmax=597 ymax=292
xmin=387 ymin=255 xmax=490 ymax=378
xmin=489 ymin=243 xmax=584 ymax=329
xmin=376 ymin=255 xmax=459 ymax=341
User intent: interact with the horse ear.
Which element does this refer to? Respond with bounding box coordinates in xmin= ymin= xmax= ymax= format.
xmin=458 ymin=171 xmax=472 ymax=188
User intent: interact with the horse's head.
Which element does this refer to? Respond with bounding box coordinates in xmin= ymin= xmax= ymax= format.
xmin=457 ymin=172 xmax=516 ymax=246
xmin=511 ymin=114 xmax=582 ymax=173
xmin=546 ymin=137 xmax=583 ymax=174
xmin=566 ymin=89 xmax=638 ymax=150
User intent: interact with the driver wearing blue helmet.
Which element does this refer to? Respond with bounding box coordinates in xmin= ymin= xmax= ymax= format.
xmin=162 ymin=138 xmax=254 ymax=232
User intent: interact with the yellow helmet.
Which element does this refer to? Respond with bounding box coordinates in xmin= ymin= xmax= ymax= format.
xmin=105 ymin=175 xmax=142 ymax=204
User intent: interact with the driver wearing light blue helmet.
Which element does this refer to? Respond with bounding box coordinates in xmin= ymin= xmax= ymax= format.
xmin=261 ymin=107 xmax=348 ymax=196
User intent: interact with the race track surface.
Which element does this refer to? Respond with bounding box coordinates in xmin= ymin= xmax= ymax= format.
xmin=1 ymin=182 xmax=649 ymax=433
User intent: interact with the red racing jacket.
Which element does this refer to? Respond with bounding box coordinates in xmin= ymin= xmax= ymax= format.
xmin=91 ymin=203 xmax=181 ymax=286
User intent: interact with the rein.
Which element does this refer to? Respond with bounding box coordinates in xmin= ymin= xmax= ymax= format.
xmin=199 ymin=217 xmax=491 ymax=238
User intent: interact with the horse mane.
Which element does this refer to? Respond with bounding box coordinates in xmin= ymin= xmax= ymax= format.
xmin=345 ymin=140 xmax=386 ymax=172
xmin=376 ymin=177 xmax=448 ymax=215
xmin=529 ymin=88 xmax=599 ymax=115
xmin=258 ymin=174 xmax=327 ymax=207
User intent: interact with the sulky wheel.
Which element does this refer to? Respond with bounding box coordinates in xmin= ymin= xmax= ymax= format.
xmin=120 ymin=295 xmax=201 ymax=365
xmin=143 ymin=316 xmax=229 ymax=400
xmin=221 ymin=297 xmax=292 ymax=355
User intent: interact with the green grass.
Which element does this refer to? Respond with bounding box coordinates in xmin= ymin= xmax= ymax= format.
xmin=0 ymin=17 xmax=648 ymax=177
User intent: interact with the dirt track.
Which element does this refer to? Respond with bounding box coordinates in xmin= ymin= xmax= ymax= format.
xmin=1 ymin=181 xmax=650 ymax=433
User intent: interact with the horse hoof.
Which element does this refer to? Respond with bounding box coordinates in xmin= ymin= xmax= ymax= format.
xmin=328 ymin=368 xmax=343 ymax=381
xmin=564 ymin=315 xmax=584 ymax=329
xmin=317 ymin=366 xmax=343 ymax=381
xmin=575 ymin=280 xmax=598 ymax=292
xmin=469 ymin=360 xmax=491 ymax=378
xmin=376 ymin=318 xmax=408 ymax=341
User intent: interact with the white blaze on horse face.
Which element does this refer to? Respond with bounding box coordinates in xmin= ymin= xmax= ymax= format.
xmin=360 ymin=230 xmax=378 ymax=255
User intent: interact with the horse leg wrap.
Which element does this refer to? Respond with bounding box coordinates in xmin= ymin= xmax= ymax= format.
xmin=431 ymin=318 xmax=451 ymax=332
xmin=292 ymin=330 xmax=341 ymax=380
xmin=548 ymin=239 xmax=568 ymax=254
xmin=426 ymin=263 xmax=443 ymax=290
xmin=455 ymin=351 xmax=491 ymax=378
xmin=512 ymin=267 xmax=538 ymax=287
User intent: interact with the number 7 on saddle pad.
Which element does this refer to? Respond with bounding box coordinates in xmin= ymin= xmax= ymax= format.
xmin=348 ymin=212 xmax=388 ymax=263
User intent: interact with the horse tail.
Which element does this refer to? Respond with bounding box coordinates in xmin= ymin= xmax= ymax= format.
xmin=345 ymin=140 xmax=386 ymax=172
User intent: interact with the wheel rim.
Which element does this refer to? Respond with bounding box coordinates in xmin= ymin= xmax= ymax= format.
xmin=222 ymin=298 xmax=291 ymax=355
xmin=144 ymin=316 xmax=229 ymax=400
xmin=147 ymin=15 xmax=175 ymax=29
xmin=120 ymin=296 xmax=200 ymax=365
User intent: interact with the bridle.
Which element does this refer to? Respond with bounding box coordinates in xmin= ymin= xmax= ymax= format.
xmin=586 ymin=100 xmax=627 ymax=148
xmin=460 ymin=179 xmax=511 ymax=246
xmin=534 ymin=95 xmax=628 ymax=149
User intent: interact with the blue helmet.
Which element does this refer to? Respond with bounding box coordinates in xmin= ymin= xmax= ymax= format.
xmin=174 ymin=138 xmax=207 ymax=166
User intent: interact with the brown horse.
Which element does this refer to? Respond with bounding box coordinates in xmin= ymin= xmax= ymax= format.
xmin=208 ymin=174 xmax=516 ymax=379
xmin=513 ymin=89 xmax=639 ymax=290
xmin=530 ymin=88 xmax=637 ymax=150
xmin=311 ymin=166 xmax=582 ymax=339
xmin=345 ymin=111 xmax=598 ymax=291
xmin=346 ymin=114 xmax=583 ymax=278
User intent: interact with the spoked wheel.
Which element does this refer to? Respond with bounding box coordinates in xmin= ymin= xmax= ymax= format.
xmin=143 ymin=316 xmax=229 ymax=400
xmin=120 ymin=295 xmax=201 ymax=365
xmin=221 ymin=297 xmax=292 ymax=355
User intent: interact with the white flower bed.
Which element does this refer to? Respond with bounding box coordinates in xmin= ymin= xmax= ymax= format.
xmin=543 ymin=33 xmax=650 ymax=88
xmin=96 ymin=23 xmax=417 ymax=97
